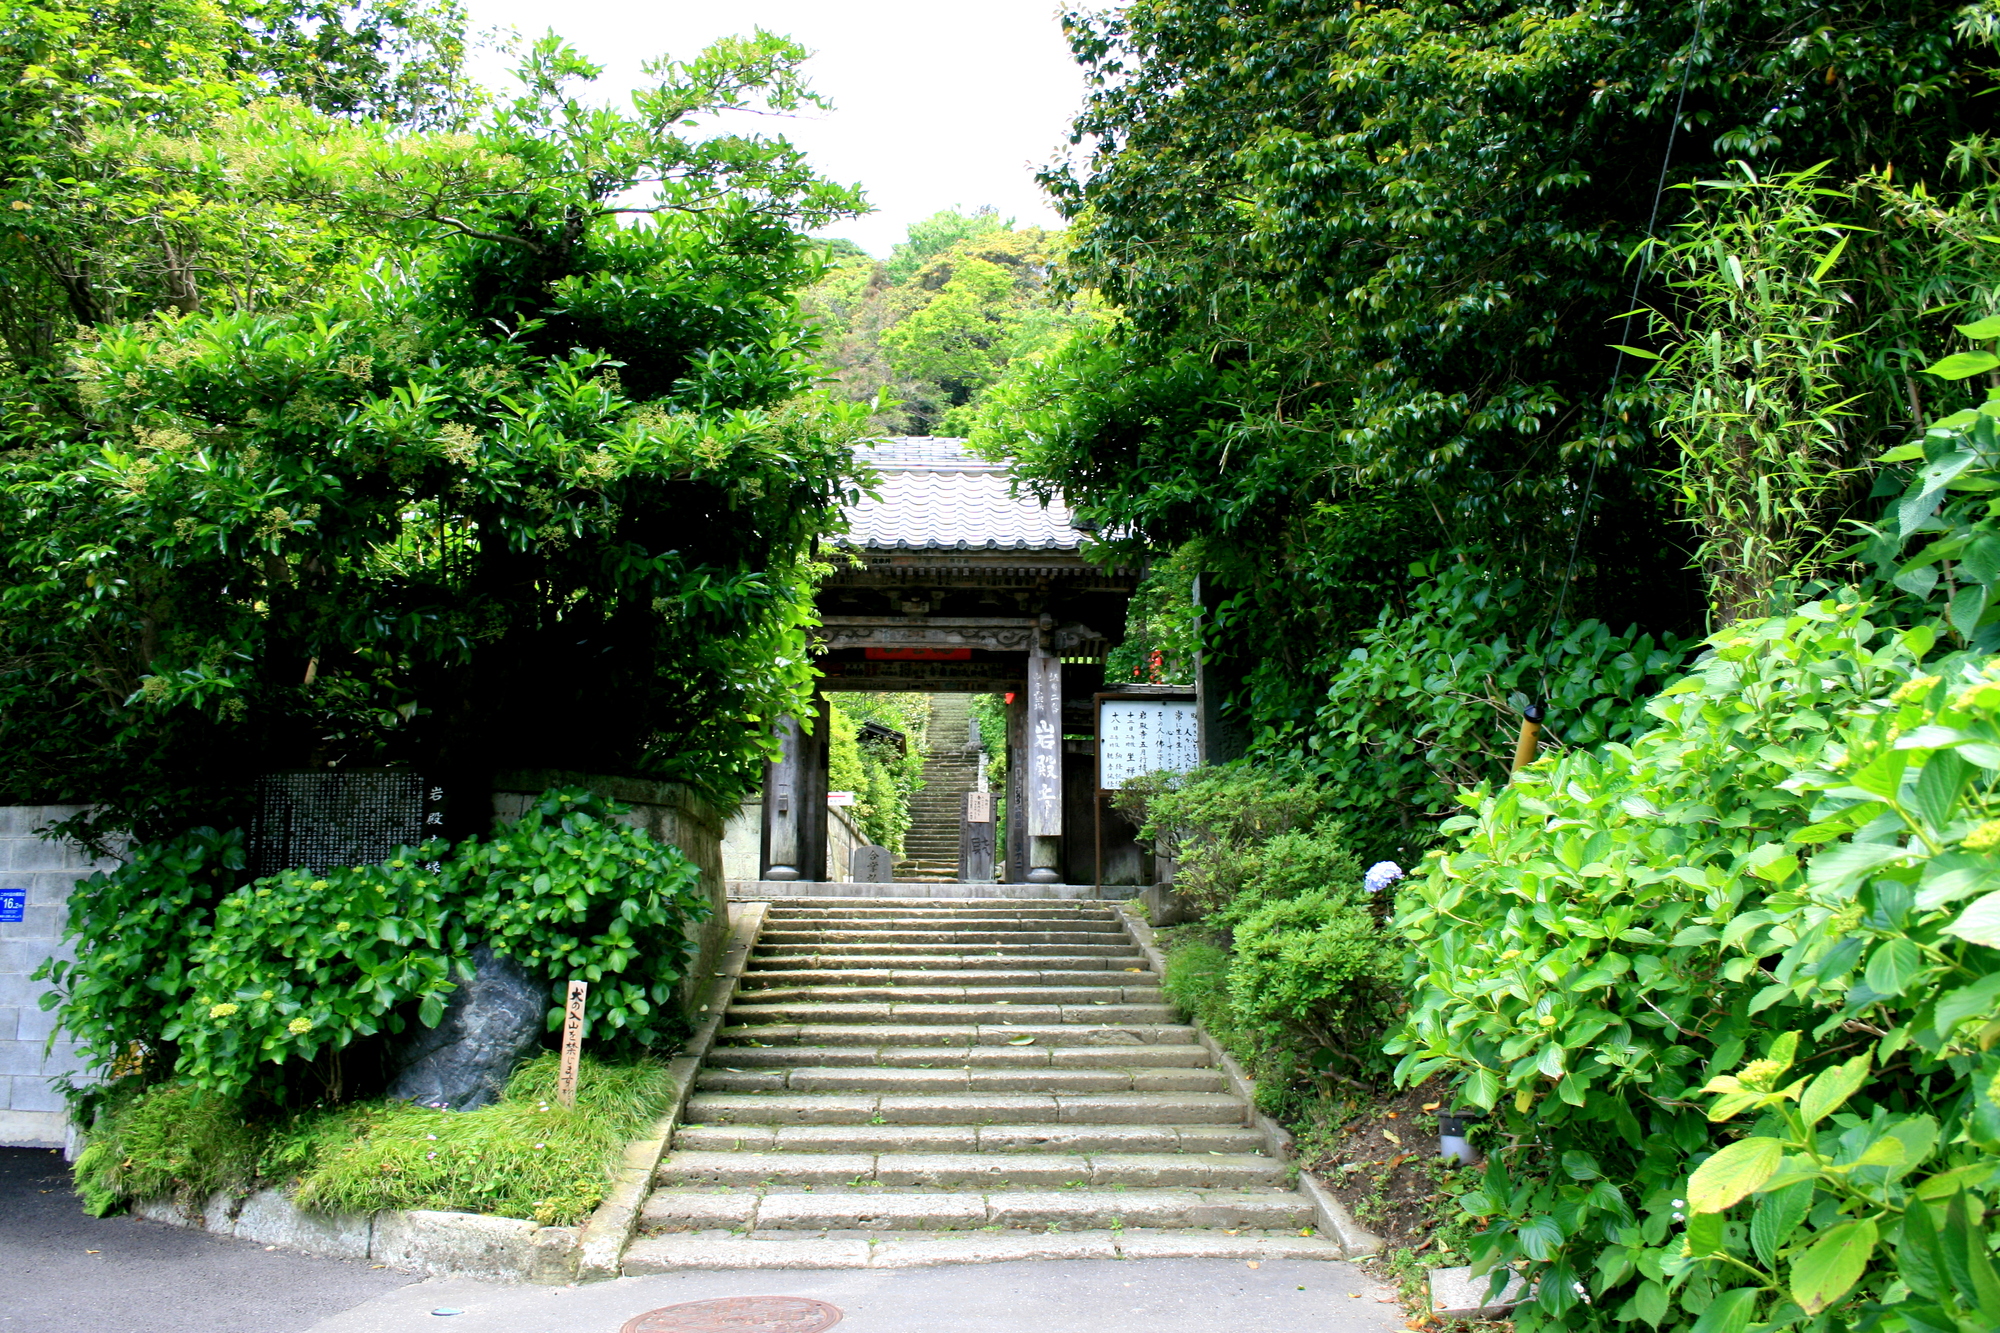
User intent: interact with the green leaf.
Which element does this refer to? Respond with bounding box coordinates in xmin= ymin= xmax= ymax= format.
xmin=1689 ymin=1287 xmax=1758 ymax=1333
xmin=1879 ymin=442 xmax=1927 ymax=463
xmin=1862 ymin=938 xmax=1924 ymax=999
xmin=1945 ymin=890 xmax=2000 ymax=950
xmin=1800 ymin=1055 xmax=1872 ymax=1128
xmin=1807 ymin=840 xmax=1909 ymax=889
xmin=1790 ymin=1218 xmax=1877 ymax=1314
xmin=1686 ymin=1211 xmax=1727 ymax=1256
xmin=1611 ymin=344 xmax=1662 ymax=360
xmin=1925 ymin=351 xmax=2000 ymax=381
xmin=1688 ymin=1136 xmax=1783 ymax=1213
xmin=1953 ymin=315 xmax=2000 ymax=340
xmin=1752 ymin=1179 xmax=1814 ymax=1267
xmin=1899 ymin=1191 xmax=1948 ymax=1300
xmin=1631 ymin=1278 xmax=1669 ymax=1328
xmin=1933 ymin=975 xmax=2000 ymax=1038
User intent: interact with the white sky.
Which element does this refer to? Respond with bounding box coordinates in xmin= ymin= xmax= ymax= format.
xmin=458 ymin=0 xmax=1086 ymax=256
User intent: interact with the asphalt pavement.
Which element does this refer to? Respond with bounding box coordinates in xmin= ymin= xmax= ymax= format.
xmin=4 ymin=1144 xmax=1406 ymax=1333
xmin=1 ymin=1146 xmax=412 ymax=1333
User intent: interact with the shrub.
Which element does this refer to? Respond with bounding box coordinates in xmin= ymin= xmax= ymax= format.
xmin=1228 ymin=884 xmax=1398 ymax=1086
xmin=34 ymin=827 xmax=245 ymax=1110
xmin=457 ymin=790 xmax=709 ymax=1051
xmin=1296 ymin=562 xmax=1691 ymax=861
xmin=1391 ymin=598 xmax=2000 ymax=1329
xmin=1115 ymin=762 xmax=1349 ymax=915
xmin=39 ymin=787 xmax=708 ymax=1106
xmin=167 ymin=848 xmax=464 ymax=1101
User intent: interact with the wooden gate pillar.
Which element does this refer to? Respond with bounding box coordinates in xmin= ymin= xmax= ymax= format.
xmin=761 ymin=694 xmax=830 ymax=881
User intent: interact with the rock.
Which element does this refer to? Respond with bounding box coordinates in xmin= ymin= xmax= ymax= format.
xmin=387 ymin=946 xmax=547 ymax=1110
xmin=1430 ymin=1263 xmax=1530 ymax=1318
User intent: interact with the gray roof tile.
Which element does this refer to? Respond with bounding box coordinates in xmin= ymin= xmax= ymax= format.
xmin=843 ymin=437 xmax=1086 ymax=552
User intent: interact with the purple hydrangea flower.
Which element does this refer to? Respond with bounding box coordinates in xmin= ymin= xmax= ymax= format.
xmin=1364 ymin=861 xmax=1405 ymax=894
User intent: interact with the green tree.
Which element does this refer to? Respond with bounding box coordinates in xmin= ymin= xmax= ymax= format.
xmin=0 ymin=32 xmax=871 ymax=840
xmin=975 ymin=0 xmax=2000 ymax=747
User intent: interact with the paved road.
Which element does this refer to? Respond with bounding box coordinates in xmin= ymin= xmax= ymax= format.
xmin=4 ymin=1145 xmax=1404 ymax=1333
xmin=303 ymin=1260 xmax=1407 ymax=1333
xmin=0 ymin=1146 xmax=412 ymax=1333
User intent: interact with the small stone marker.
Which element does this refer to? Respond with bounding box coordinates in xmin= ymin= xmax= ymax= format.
xmin=556 ymin=980 xmax=587 ymax=1108
xmin=959 ymin=791 xmax=995 ymax=883
xmin=850 ymin=844 xmax=894 ymax=883
xmin=1430 ymin=1264 xmax=1529 ymax=1318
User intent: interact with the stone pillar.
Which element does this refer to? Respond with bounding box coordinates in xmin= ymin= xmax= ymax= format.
xmin=1005 ymin=692 xmax=1028 ymax=882
xmin=761 ymin=716 xmax=803 ymax=881
xmin=1025 ymin=639 xmax=1063 ymax=883
xmin=760 ymin=694 xmax=831 ymax=881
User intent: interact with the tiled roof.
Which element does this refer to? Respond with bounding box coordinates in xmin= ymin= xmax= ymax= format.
xmin=843 ymin=436 xmax=1088 ymax=553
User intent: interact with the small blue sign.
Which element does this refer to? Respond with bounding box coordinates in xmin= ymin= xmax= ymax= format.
xmin=0 ymin=889 xmax=25 ymax=923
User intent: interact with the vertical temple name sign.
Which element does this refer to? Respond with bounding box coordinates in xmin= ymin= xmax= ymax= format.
xmin=557 ymin=980 xmax=588 ymax=1108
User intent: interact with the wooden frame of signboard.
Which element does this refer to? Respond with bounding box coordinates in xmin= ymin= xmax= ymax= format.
xmin=1092 ymin=689 xmax=1199 ymax=888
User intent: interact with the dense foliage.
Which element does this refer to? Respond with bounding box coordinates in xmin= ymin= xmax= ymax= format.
xmin=975 ymin=0 xmax=2000 ymax=767
xmin=826 ymin=693 xmax=929 ymax=855
xmin=0 ymin=21 xmax=871 ymax=840
xmin=801 ymin=207 xmax=1102 ymax=434
xmin=38 ymin=789 xmax=708 ymax=1107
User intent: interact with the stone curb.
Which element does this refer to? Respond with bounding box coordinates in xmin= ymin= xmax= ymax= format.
xmin=1113 ymin=902 xmax=1385 ymax=1260
xmin=127 ymin=903 xmax=771 ymax=1285
xmin=130 ymin=1190 xmax=569 ymax=1282
xmin=571 ymin=900 xmax=768 ymax=1282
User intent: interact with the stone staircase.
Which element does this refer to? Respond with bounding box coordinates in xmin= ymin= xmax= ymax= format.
xmin=897 ymin=694 xmax=982 ymax=881
xmin=622 ymin=898 xmax=1349 ymax=1270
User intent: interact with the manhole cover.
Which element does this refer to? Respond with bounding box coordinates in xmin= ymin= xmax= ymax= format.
xmin=620 ymin=1296 xmax=843 ymax=1333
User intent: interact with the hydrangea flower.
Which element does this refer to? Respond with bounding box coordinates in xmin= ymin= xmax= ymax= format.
xmin=1364 ymin=861 xmax=1405 ymax=894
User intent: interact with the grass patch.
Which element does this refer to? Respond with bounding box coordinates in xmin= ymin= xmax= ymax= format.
xmin=79 ymin=1053 xmax=672 ymax=1226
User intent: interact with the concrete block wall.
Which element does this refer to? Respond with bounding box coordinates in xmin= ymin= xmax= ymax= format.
xmin=0 ymin=805 xmax=113 ymax=1148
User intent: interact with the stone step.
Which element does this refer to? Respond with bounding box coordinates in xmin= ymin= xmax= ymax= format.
xmin=724 ymin=1002 xmax=1176 ymax=1026
xmin=755 ymin=942 xmax=1140 ymax=959
xmin=756 ymin=940 xmax=1152 ymax=960
xmin=623 ymin=1227 xmax=1344 ymax=1271
xmin=639 ymin=1186 xmax=1313 ymax=1234
xmin=760 ymin=904 xmax=1120 ymax=912
xmin=728 ymin=985 xmax=1164 ymax=1007
xmin=670 ymin=1123 xmax=1269 ymax=1156
xmin=757 ymin=931 xmax=1128 ymax=946
xmin=762 ymin=916 xmax=1126 ymax=931
xmin=715 ymin=1022 xmax=1198 ymax=1047
xmin=705 ymin=1044 xmax=1214 ymax=1070
xmin=745 ymin=954 xmax=1147 ymax=974
xmin=654 ymin=1149 xmax=1285 ymax=1189
xmin=740 ymin=969 xmax=1149 ymax=989
xmin=694 ymin=1066 xmax=1225 ymax=1095
xmin=683 ymin=1090 xmax=1248 ymax=1126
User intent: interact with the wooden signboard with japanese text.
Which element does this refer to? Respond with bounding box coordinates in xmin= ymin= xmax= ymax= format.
xmin=1095 ymin=693 xmax=1200 ymax=790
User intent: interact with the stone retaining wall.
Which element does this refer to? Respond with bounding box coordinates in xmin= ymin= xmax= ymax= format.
xmin=0 ymin=805 xmax=113 ymax=1148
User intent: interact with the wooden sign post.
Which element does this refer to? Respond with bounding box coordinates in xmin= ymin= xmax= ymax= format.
xmin=557 ymin=979 xmax=588 ymax=1108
